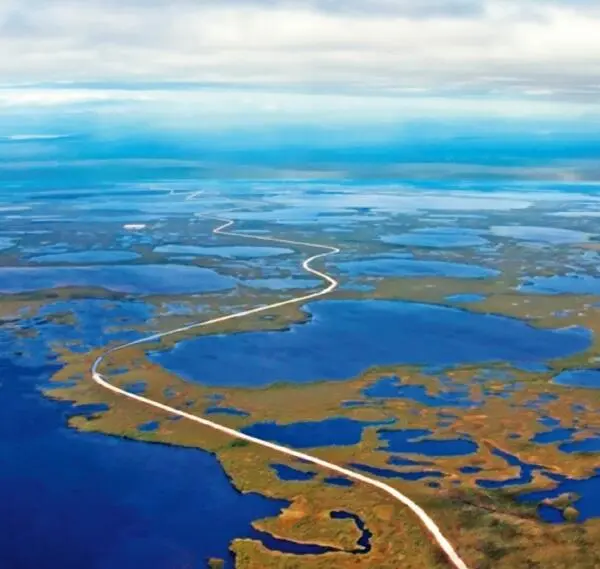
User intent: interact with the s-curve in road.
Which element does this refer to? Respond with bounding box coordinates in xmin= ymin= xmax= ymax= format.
xmin=91 ymin=198 xmax=471 ymax=569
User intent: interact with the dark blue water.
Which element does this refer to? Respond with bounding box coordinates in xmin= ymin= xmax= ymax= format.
xmin=247 ymin=510 xmax=371 ymax=556
xmin=560 ymin=437 xmax=600 ymax=453
xmin=378 ymin=429 xmax=478 ymax=456
xmin=152 ymin=300 xmax=590 ymax=387
xmin=64 ymin=403 xmax=110 ymax=420
xmin=554 ymin=369 xmax=600 ymax=389
xmin=0 ymin=356 xmax=289 ymax=569
xmin=460 ymin=466 xmax=483 ymax=474
xmin=476 ymin=447 xmax=543 ymax=489
xmin=350 ymin=463 xmax=444 ymax=481
xmin=330 ymin=511 xmax=372 ymax=553
xmin=0 ymin=265 xmax=236 ymax=295
xmin=17 ymin=299 xmax=154 ymax=355
xmin=519 ymin=470 xmax=600 ymax=522
xmin=242 ymin=417 xmax=394 ymax=448
xmin=271 ymin=463 xmax=316 ymax=482
xmin=363 ymin=376 xmax=477 ymax=408
xmin=324 ymin=476 xmax=354 ymax=487
xmin=247 ymin=529 xmax=337 ymax=555
xmin=531 ymin=428 xmax=576 ymax=445
xmin=520 ymin=275 xmax=600 ymax=295
xmin=30 ymin=251 xmax=141 ymax=264
xmin=338 ymin=258 xmax=499 ymax=279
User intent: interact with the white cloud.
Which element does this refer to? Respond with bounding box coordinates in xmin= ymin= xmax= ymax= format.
xmin=0 ymin=0 xmax=599 ymax=104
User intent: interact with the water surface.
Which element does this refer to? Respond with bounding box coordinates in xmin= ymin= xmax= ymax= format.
xmin=0 ymin=265 xmax=236 ymax=295
xmin=153 ymin=300 xmax=590 ymax=387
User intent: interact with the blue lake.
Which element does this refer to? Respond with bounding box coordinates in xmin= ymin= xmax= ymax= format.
xmin=242 ymin=278 xmax=321 ymax=290
xmin=123 ymin=382 xmax=147 ymax=395
xmin=242 ymin=417 xmax=393 ymax=448
xmin=0 ymin=354 xmax=288 ymax=569
xmin=330 ymin=511 xmax=372 ymax=554
xmin=10 ymin=299 xmax=154 ymax=356
xmin=490 ymin=226 xmax=592 ymax=244
xmin=350 ymin=463 xmax=444 ymax=481
xmin=476 ymin=447 xmax=543 ymax=489
xmin=460 ymin=466 xmax=483 ymax=474
xmin=531 ymin=428 xmax=576 ymax=445
xmin=271 ymin=463 xmax=316 ymax=482
xmin=538 ymin=416 xmax=561 ymax=427
xmin=553 ymin=369 xmax=600 ymax=389
xmin=382 ymin=228 xmax=489 ymax=249
xmin=519 ymin=471 xmax=600 ymax=523
xmin=363 ymin=376 xmax=478 ymax=408
xmin=520 ymin=275 xmax=600 ymax=295
xmin=324 ymin=477 xmax=354 ymax=487
xmin=337 ymin=258 xmax=499 ymax=279
xmin=152 ymin=300 xmax=590 ymax=387
xmin=30 ymin=251 xmax=141 ymax=264
xmin=138 ymin=421 xmax=160 ymax=433
xmin=154 ymin=244 xmax=294 ymax=259
xmin=0 ymin=265 xmax=236 ymax=295
xmin=378 ymin=429 xmax=478 ymax=456
xmin=560 ymin=437 xmax=600 ymax=454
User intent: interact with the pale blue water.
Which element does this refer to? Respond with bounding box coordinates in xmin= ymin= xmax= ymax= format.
xmin=0 ymin=237 xmax=16 ymax=251
xmin=338 ymin=258 xmax=499 ymax=279
xmin=554 ymin=369 xmax=600 ymax=389
xmin=490 ymin=226 xmax=592 ymax=244
xmin=0 ymin=265 xmax=236 ymax=295
xmin=242 ymin=278 xmax=321 ymax=290
xmin=30 ymin=251 xmax=141 ymax=264
xmin=154 ymin=244 xmax=294 ymax=258
xmin=382 ymin=228 xmax=489 ymax=249
xmin=520 ymin=275 xmax=600 ymax=295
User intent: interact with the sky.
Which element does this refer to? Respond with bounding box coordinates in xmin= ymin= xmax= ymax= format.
xmin=0 ymin=0 xmax=599 ymax=110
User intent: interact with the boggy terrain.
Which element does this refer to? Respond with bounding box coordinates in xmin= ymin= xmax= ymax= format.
xmin=37 ymin=281 xmax=600 ymax=569
xmin=3 ymin=183 xmax=600 ymax=568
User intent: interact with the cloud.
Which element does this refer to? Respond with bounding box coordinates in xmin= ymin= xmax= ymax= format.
xmin=0 ymin=0 xmax=599 ymax=104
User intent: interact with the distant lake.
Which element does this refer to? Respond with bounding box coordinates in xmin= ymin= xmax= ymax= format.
xmin=0 ymin=265 xmax=236 ymax=295
xmin=337 ymin=258 xmax=499 ymax=279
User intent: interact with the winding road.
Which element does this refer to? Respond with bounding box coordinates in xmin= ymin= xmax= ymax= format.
xmin=91 ymin=205 xmax=471 ymax=569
